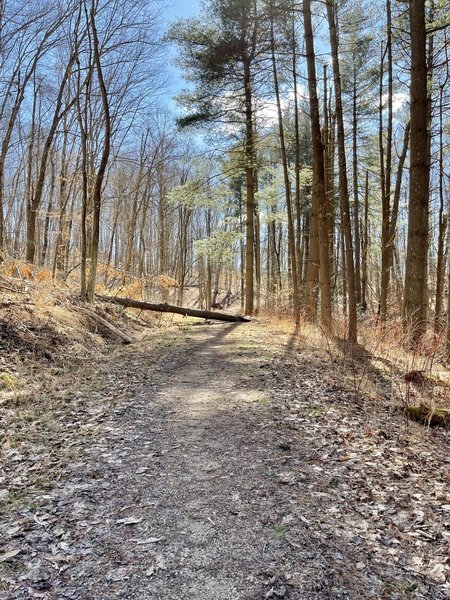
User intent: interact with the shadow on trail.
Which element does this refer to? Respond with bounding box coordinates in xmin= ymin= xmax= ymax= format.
xmin=131 ymin=321 xmax=368 ymax=598
xmin=334 ymin=336 xmax=403 ymax=404
xmin=283 ymin=322 xmax=302 ymax=357
xmin=35 ymin=321 xmax=444 ymax=600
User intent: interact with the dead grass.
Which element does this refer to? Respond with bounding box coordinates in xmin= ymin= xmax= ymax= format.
xmin=261 ymin=311 xmax=450 ymax=421
xmin=0 ymin=266 xmax=164 ymax=414
xmin=2 ymin=260 xmax=449 ymax=427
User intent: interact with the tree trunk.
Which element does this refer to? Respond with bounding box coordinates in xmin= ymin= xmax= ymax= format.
xmin=26 ymin=49 xmax=79 ymax=265
xmin=40 ymin=152 xmax=56 ymax=266
xmin=326 ymin=0 xmax=357 ymax=342
xmin=270 ymin=6 xmax=300 ymax=322
xmin=435 ymin=86 xmax=447 ymax=332
xmin=292 ymin=9 xmax=303 ymax=301
xmin=323 ymin=65 xmax=335 ymax=290
xmin=239 ymin=189 xmax=245 ymax=311
xmin=352 ymin=62 xmax=361 ymax=306
xmin=76 ymin=43 xmax=91 ymax=298
xmin=254 ymin=200 xmax=261 ymax=314
xmin=243 ymin=56 xmax=255 ymax=315
xmin=97 ymin=295 xmax=251 ymax=323
xmin=303 ymin=0 xmax=332 ymax=331
xmin=403 ymin=0 xmax=430 ymax=341
xmin=53 ymin=113 xmax=71 ymax=277
xmin=361 ymin=170 xmax=369 ymax=311
xmin=379 ymin=0 xmax=394 ymax=320
xmin=87 ymin=0 xmax=111 ymax=301
xmin=78 ymin=306 xmax=134 ymax=344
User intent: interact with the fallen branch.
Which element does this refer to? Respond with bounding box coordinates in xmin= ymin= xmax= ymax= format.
xmin=96 ymin=295 xmax=250 ymax=323
xmin=0 ymin=301 xmax=35 ymax=308
xmin=78 ymin=306 xmax=135 ymax=344
xmin=0 ymin=274 xmax=27 ymax=293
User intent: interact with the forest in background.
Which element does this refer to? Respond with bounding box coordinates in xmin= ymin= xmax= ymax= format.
xmin=0 ymin=0 xmax=449 ymax=347
xmin=2 ymin=3 xmax=450 ymax=595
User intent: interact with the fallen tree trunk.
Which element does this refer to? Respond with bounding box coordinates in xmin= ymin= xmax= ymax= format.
xmin=404 ymin=404 xmax=450 ymax=428
xmin=78 ymin=306 xmax=135 ymax=344
xmin=96 ymin=295 xmax=250 ymax=323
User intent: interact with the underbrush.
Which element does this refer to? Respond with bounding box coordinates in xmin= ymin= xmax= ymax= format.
xmin=0 ymin=263 xmax=174 ymax=410
xmin=2 ymin=258 xmax=449 ymax=428
xmin=264 ymin=311 xmax=450 ymax=427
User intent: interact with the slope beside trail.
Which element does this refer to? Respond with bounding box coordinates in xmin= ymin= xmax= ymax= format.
xmin=1 ymin=320 xmax=449 ymax=599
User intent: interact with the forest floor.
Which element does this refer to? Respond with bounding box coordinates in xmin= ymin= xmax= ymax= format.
xmin=1 ymin=306 xmax=450 ymax=599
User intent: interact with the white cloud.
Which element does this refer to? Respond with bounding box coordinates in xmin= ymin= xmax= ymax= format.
xmin=382 ymin=92 xmax=408 ymax=114
xmin=256 ymin=84 xmax=308 ymax=128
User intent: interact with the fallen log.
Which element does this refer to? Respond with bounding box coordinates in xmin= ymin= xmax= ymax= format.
xmin=404 ymin=404 xmax=450 ymax=428
xmin=96 ymin=294 xmax=250 ymax=323
xmin=78 ymin=306 xmax=135 ymax=344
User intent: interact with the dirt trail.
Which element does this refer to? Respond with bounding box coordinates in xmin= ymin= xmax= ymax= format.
xmin=57 ymin=322 xmax=293 ymax=600
xmin=1 ymin=321 xmax=449 ymax=599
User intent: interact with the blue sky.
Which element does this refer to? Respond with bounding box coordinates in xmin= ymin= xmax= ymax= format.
xmin=164 ymin=0 xmax=202 ymax=102
xmin=165 ymin=0 xmax=201 ymax=21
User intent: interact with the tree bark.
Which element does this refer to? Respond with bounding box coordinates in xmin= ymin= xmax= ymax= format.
xmin=87 ymin=0 xmax=111 ymax=300
xmin=40 ymin=152 xmax=56 ymax=266
xmin=78 ymin=306 xmax=135 ymax=344
xmin=244 ymin=55 xmax=255 ymax=315
xmin=352 ymin=61 xmax=361 ymax=306
xmin=292 ymin=9 xmax=303 ymax=302
xmin=361 ymin=170 xmax=369 ymax=311
xmin=379 ymin=0 xmax=394 ymax=320
xmin=435 ymin=84 xmax=446 ymax=333
xmin=403 ymin=0 xmax=430 ymax=341
xmin=326 ymin=0 xmax=357 ymax=342
xmin=270 ymin=5 xmax=300 ymax=322
xmin=303 ymin=0 xmax=332 ymax=331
